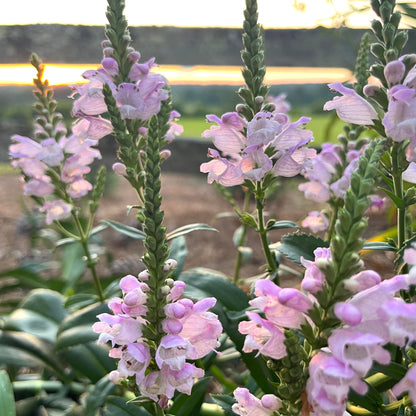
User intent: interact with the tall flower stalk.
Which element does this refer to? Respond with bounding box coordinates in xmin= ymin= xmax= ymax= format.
xmin=200 ymin=0 xmax=316 ymax=283
xmin=91 ymin=0 xmax=222 ymax=412
xmin=9 ymin=53 xmax=107 ymax=301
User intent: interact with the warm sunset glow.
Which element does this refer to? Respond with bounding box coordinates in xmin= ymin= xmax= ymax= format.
xmin=0 ymin=63 xmax=353 ymax=87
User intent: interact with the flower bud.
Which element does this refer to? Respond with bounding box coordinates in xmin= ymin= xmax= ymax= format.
xmin=334 ymin=302 xmax=362 ymax=326
xmin=363 ymin=84 xmax=381 ymax=97
xmin=103 ymin=47 xmax=114 ymax=57
xmin=112 ymin=162 xmax=127 ymax=176
xmin=128 ymin=51 xmax=141 ymax=62
xmin=160 ymin=149 xmax=171 ymax=160
xmin=102 ymin=57 xmax=119 ymax=76
xmin=384 ymin=60 xmax=405 ymax=85
xmin=138 ymin=270 xmax=150 ymax=281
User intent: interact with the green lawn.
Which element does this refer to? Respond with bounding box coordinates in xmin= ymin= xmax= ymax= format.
xmin=180 ymin=113 xmax=347 ymax=147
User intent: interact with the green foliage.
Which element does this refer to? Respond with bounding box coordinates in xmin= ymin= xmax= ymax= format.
xmin=0 ymin=370 xmax=16 ymax=416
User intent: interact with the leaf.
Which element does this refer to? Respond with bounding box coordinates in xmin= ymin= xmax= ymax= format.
xmin=0 ymin=370 xmax=16 ymax=416
xmin=85 ymin=376 xmax=116 ymax=416
xmin=102 ymin=220 xmax=145 ymax=240
xmin=379 ymin=187 xmax=406 ymax=209
xmin=275 ymin=233 xmax=328 ymax=264
xmin=169 ymin=236 xmax=188 ymax=279
xmin=61 ymin=242 xmax=87 ymax=290
xmin=211 ymin=394 xmax=236 ymax=416
xmin=180 ymin=268 xmax=250 ymax=311
xmin=0 ymin=331 xmax=67 ymax=381
xmin=232 ymin=225 xmax=246 ymax=248
xmin=59 ymin=343 xmax=115 ymax=383
xmin=266 ymin=220 xmax=299 ymax=231
xmin=167 ymin=223 xmax=217 ymax=241
xmin=362 ymin=241 xmax=395 ymax=251
xmin=348 ymin=382 xmax=383 ymax=413
xmin=169 ymin=377 xmax=212 ymax=416
xmin=0 ymin=267 xmax=49 ymax=289
xmin=56 ymin=302 xmax=109 ymax=350
xmin=103 ymin=396 xmax=152 ymax=416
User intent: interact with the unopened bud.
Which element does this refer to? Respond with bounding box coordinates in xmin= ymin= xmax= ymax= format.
xmin=102 ymin=47 xmax=114 ymax=57
xmin=160 ymin=149 xmax=171 ymax=160
xmin=235 ymin=103 xmax=246 ymax=114
xmin=101 ymin=40 xmax=111 ymax=49
xmin=128 ymin=51 xmax=141 ymax=62
xmin=254 ymin=95 xmax=264 ymax=104
xmin=164 ymin=259 xmax=177 ymax=271
xmin=138 ymin=270 xmax=150 ymax=281
xmin=384 ymin=60 xmax=405 ymax=85
xmin=161 ymin=285 xmax=170 ymax=295
xmin=112 ymin=162 xmax=127 ymax=176
xmin=165 ymin=278 xmax=174 ymax=286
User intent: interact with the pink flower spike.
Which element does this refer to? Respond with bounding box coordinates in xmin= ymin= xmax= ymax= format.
xmin=324 ymin=82 xmax=378 ymax=125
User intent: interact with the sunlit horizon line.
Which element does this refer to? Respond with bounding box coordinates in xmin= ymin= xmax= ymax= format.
xmin=0 ymin=63 xmax=354 ymax=87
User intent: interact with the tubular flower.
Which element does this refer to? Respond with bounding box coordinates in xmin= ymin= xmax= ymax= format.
xmin=93 ymin=260 xmax=222 ymax=406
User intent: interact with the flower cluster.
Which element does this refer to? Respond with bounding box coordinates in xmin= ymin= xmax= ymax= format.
xmin=9 ymin=116 xmax=109 ymax=224
xmin=200 ymin=110 xmax=316 ymax=186
xmin=324 ymin=57 xmax=416 ymax=183
xmin=307 ymin=269 xmax=416 ymax=416
xmin=93 ymin=260 xmax=222 ymax=407
xmin=238 ymin=279 xmax=313 ymax=360
xmin=71 ymin=46 xmax=169 ymax=123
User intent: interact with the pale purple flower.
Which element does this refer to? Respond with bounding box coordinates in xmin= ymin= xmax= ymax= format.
xmin=62 ymin=135 xmax=102 ymax=165
xmin=382 ymin=84 xmax=416 ymax=142
xmin=267 ymin=93 xmax=291 ymax=113
xmin=238 ymin=311 xmax=287 ymax=360
xmin=93 ymin=313 xmax=142 ymax=347
xmin=392 ymin=364 xmax=416 ymax=404
xmin=12 ymin=158 xmax=47 ymax=178
xmin=174 ymin=297 xmax=222 ymax=359
xmin=112 ymin=342 xmax=151 ymax=385
xmin=36 ymin=138 xmax=64 ymax=166
xmin=24 ymin=177 xmax=54 ymax=197
xmin=251 ymin=279 xmax=307 ymax=328
xmin=343 ymin=270 xmax=381 ymax=293
xmin=301 ymin=248 xmax=331 ymax=294
xmin=277 ymin=288 xmax=313 ymax=312
xmin=324 ymin=82 xmax=378 ymax=125
xmin=302 ymin=211 xmax=329 ymax=232
xmin=246 ymin=111 xmax=282 ymax=146
xmin=72 ymin=114 xmax=113 ymax=140
xmin=67 ymin=178 xmax=93 ymax=198
xmin=156 ymin=335 xmax=193 ymax=370
xmin=61 ymin=155 xmax=91 ymax=184
xmin=9 ymin=135 xmax=42 ymax=158
xmin=328 ymin=328 xmax=390 ymax=377
xmin=377 ymin=298 xmax=416 ymax=347
xmin=202 ymin=112 xmax=247 ymax=157
xmin=39 ymin=199 xmax=72 ymax=224
xmin=200 ymin=148 xmax=244 ymax=186
xmin=403 ymin=162 xmax=416 ymax=183
xmin=306 ymin=351 xmax=367 ymax=416
xmin=232 ymin=387 xmax=282 ymax=416
xmin=298 ymin=180 xmax=331 ymax=203
xmin=240 ymin=145 xmax=273 ymax=181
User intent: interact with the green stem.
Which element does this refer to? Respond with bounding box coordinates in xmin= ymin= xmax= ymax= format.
xmin=233 ymin=190 xmax=251 ymax=284
xmin=256 ymin=184 xmax=278 ymax=281
xmin=153 ymin=403 xmax=165 ymax=416
xmin=391 ymin=142 xmax=406 ymax=251
xmin=325 ymin=201 xmax=340 ymax=243
xmin=72 ymin=212 xmax=105 ymax=302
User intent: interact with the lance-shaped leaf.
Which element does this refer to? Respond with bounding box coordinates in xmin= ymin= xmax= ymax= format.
xmin=0 ymin=370 xmax=16 ymax=416
xmin=166 ymin=223 xmax=217 ymax=241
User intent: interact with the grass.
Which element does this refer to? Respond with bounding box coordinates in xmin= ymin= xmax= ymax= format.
xmin=180 ymin=112 xmax=346 ymax=147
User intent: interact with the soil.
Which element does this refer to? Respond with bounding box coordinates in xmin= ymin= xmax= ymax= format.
xmin=0 ymin=171 xmax=396 ymax=291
